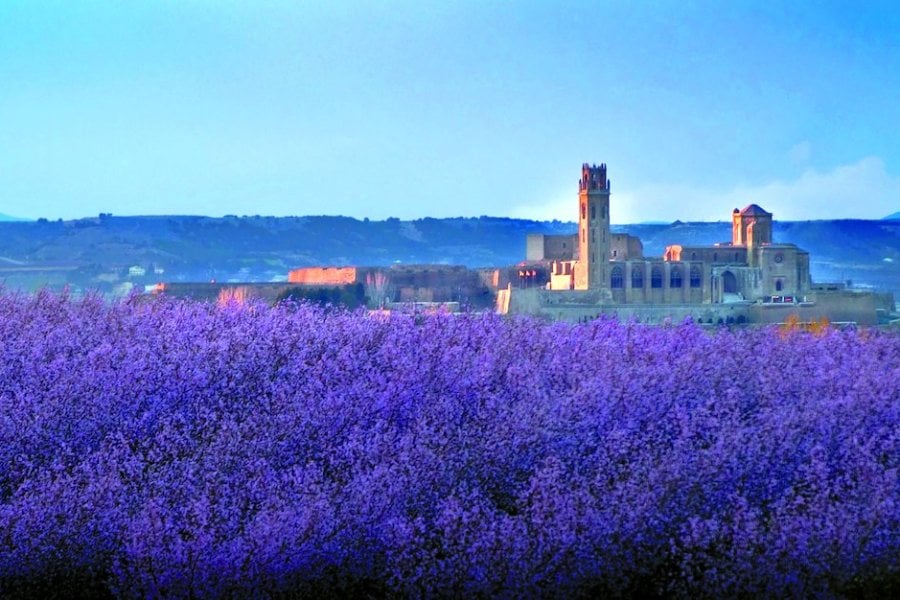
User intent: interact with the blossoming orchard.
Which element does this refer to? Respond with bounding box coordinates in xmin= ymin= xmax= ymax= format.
xmin=1 ymin=291 xmax=897 ymax=597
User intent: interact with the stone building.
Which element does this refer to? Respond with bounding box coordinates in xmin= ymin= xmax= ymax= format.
xmin=506 ymin=163 xmax=883 ymax=325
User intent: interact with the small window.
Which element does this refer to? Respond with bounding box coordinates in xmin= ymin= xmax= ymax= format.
xmin=775 ymin=279 xmax=783 ymax=292
xmin=670 ymin=266 xmax=683 ymax=288
xmin=581 ymin=203 xmax=586 ymax=220
xmin=611 ymin=266 xmax=624 ymax=288
xmin=591 ymin=204 xmax=596 ymax=219
xmin=651 ymin=266 xmax=663 ymax=288
xmin=713 ymin=252 xmax=718 ymax=262
xmin=613 ymin=249 xmax=617 ymax=257
xmin=691 ymin=252 xmax=697 ymax=261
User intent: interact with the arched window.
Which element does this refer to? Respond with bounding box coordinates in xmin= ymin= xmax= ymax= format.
xmin=722 ymin=271 xmax=738 ymax=294
xmin=581 ymin=203 xmax=586 ymax=220
xmin=591 ymin=204 xmax=596 ymax=219
xmin=690 ymin=265 xmax=702 ymax=288
xmin=775 ymin=279 xmax=783 ymax=292
xmin=713 ymin=252 xmax=718 ymax=262
xmin=691 ymin=252 xmax=697 ymax=261
xmin=632 ymin=266 xmax=644 ymax=288
xmin=651 ymin=266 xmax=663 ymax=288
xmin=611 ymin=266 xmax=624 ymax=288
xmin=670 ymin=266 xmax=683 ymax=288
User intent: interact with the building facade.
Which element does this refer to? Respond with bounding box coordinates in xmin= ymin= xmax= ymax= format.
xmin=529 ymin=164 xmax=811 ymax=305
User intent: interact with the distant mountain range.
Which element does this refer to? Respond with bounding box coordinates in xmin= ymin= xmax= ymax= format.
xmin=0 ymin=213 xmax=30 ymax=222
xmin=884 ymin=211 xmax=900 ymax=220
xmin=0 ymin=215 xmax=897 ymax=299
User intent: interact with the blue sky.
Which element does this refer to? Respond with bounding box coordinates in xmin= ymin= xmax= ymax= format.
xmin=1 ymin=1 xmax=899 ymax=223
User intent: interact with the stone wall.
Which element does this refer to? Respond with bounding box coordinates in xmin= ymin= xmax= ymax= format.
xmin=610 ymin=234 xmax=643 ymax=260
xmin=505 ymin=287 xmax=881 ymax=326
xmin=666 ymin=245 xmax=747 ymax=264
xmin=154 ymin=282 xmax=297 ymax=303
xmin=506 ymin=287 xmax=752 ymax=324
xmin=384 ymin=265 xmax=495 ymax=307
xmin=525 ymin=234 xmax=576 ymax=261
xmin=756 ymin=245 xmax=810 ymax=297
xmin=615 ymin=261 xmax=707 ymax=304
xmin=288 ymin=266 xmax=360 ymax=285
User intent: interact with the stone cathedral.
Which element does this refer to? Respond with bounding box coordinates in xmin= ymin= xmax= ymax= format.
xmin=508 ymin=163 xmax=882 ymax=324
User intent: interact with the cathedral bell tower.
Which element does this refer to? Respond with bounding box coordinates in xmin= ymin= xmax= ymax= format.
xmin=574 ymin=163 xmax=611 ymax=290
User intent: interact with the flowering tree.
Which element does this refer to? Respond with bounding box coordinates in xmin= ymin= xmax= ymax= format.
xmin=0 ymin=290 xmax=897 ymax=597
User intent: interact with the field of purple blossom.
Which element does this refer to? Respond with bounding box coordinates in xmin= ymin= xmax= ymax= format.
xmin=0 ymin=290 xmax=898 ymax=598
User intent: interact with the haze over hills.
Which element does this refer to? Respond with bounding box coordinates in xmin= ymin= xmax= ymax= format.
xmin=885 ymin=211 xmax=900 ymax=220
xmin=0 ymin=215 xmax=897 ymax=300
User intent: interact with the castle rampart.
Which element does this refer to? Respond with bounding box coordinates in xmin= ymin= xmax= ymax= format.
xmin=288 ymin=266 xmax=360 ymax=286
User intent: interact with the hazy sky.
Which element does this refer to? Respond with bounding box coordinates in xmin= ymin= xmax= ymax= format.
xmin=2 ymin=1 xmax=899 ymax=223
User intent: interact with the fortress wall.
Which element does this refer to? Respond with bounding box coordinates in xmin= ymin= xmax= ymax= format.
xmin=748 ymin=291 xmax=878 ymax=326
xmin=383 ymin=265 xmax=495 ymax=306
xmin=813 ymin=291 xmax=877 ymax=325
xmin=288 ymin=267 xmax=359 ymax=285
xmin=387 ymin=265 xmax=471 ymax=287
xmin=285 ymin=265 xmax=498 ymax=306
xmin=155 ymin=282 xmax=297 ymax=303
xmin=514 ymin=297 xmax=752 ymax=324
xmin=873 ymin=291 xmax=897 ymax=313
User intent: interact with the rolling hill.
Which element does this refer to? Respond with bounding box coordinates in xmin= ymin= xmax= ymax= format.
xmin=0 ymin=215 xmax=896 ymax=299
